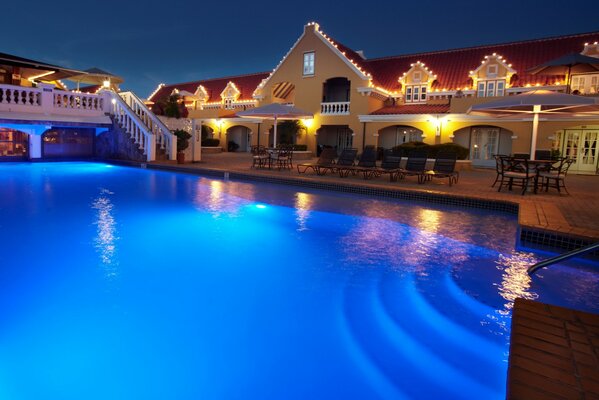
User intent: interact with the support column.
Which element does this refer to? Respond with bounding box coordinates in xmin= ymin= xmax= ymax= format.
xmin=191 ymin=119 xmax=202 ymax=162
xmin=531 ymin=105 xmax=541 ymax=160
xmin=29 ymin=134 xmax=42 ymax=159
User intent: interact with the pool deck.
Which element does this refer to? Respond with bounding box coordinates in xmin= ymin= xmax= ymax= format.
xmin=147 ymin=153 xmax=599 ymax=245
xmin=507 ymin=299 xmax=599 ymax=400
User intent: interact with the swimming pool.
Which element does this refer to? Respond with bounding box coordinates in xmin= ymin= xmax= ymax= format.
xmin=1 ymin=162 xmax=597 ymax=399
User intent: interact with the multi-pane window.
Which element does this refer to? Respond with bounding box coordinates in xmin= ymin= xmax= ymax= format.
xmin=405 ymin=85 xmax=427 ymax=102
xmin=477 ymin=80 xmax=506 ymax=97
xmin=303 ymin=52 xmax=315 ymax=76
xmin=571 ymin=74 xmax=599 ymax=94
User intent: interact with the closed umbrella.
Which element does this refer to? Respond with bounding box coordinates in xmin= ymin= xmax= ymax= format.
xmin=237 ymin=103 xmax=313 ymax=147
xmin=468 ymin=90 xmax=599 ymax=159
xmin=527 ymin=53 xmax=599 ymax=93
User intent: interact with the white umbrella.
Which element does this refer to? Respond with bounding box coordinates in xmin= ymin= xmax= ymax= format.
xmin=237 ymin=103 xmax=313 ymax=147
xmin=467 ymin=90 xmax=599 ymax=159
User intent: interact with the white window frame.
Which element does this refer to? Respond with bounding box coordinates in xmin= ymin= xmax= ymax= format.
xmin=413 ymin=71 xmax=422 ymax=82
xmin=303 ymin=52 xmax=315 ymax=76
xmin=405 ymin=84 xmax=427 ymax=103
xmin=477 ymin=79 xmax=506 ymax=97
xmin=487 ymin=64 xmax=498 ymax=77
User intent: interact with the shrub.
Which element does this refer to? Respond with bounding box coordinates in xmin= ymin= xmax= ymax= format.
xmin=202 ymin=138 xmax=220 ymax=147
xmin=228 ymin=141 xmax=240 ymax=152
xmin=292 ymin=144 xmax=308 ymax=151
xmin=390 ymin=141 xmax=469 ymax=159
xmin=173 ymin=129 xmax=191 ymax=152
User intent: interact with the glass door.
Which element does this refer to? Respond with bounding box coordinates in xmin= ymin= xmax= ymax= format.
xmin=578 ymin=129 xmax=598 ymax=173
xmin=470 ymin=127 xmax=499 ymax=167
xmin=0 ymin=129 xmax=28 ymax=159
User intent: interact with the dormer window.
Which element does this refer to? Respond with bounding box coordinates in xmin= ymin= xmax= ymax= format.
xmin=405 ymin=84 xmax=427 ymax=103
xmin=303 ymin=52 xmax=315 ymax=76
xmin=399 ymin=61 xmax=436 ymax=103
xmin=477 ymin=80 xmax=505 ymax=97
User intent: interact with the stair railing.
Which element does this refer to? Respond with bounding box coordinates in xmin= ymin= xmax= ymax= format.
xmin=107 ymin=92 xmax=156 ymax=161
xmin=527 ymin=242 xmax=599 ymax=276
xmin=119 ymin=91 xmax=176 ymax=160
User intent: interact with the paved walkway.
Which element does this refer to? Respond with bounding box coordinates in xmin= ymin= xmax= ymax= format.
xmin=152 ymin=153 xmax=599 ymax=241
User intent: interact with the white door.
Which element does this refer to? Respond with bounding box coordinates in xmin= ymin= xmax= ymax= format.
xmin=470 ymin=128 xmax=499 ymax=167
xmin=562 ymin=129 xmax=598 ymax=174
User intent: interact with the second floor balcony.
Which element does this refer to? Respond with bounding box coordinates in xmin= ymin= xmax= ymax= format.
xmin=321 ymin=77 xmax=351 ymax=116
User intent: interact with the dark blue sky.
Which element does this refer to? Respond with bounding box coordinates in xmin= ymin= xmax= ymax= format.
xmin=3 ymin=0 xmax=599 ymax=98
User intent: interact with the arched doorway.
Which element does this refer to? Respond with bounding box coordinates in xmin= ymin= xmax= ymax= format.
xmin=0 ymin=128 xmax=28 ymax=160
xmin=553 ymin=126 xmax=598 ymax=174
xmin=316 ymin=125 xmax=353 ymax=155
xmin=378 ymin=125 xmax=423 ymax=150
xmin=226 ymin=125 xmax=251 ymax=152
xmin=453 ymin=126 xmax=513 ymax=167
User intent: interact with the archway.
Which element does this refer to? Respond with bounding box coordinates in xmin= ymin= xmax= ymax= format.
xmin=42 ymin=128 xmax=95 ymax=158
xmin=0 ymin=128 xmax=28 ymax=160
xmin=316 ymin=125 xmax=353 ymax=155
xmin=453 ymin=126 xmax=513 ymax=167
xmin=226 ymin=125 xmax=251 ymax=152
xmin=377 ymin=125 xmax=423 ymax=150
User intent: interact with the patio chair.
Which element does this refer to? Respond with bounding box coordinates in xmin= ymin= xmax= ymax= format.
xmin=491 ymin=154 xmax=509 ymax=187
xmin=497 ymin=156 xmax=535 ymax=195
xmin=297 ymin=147 xmax=337 ymax=174
xmin=316 ymin=148 xmax=357 ymax=175
xmin=272 ymin=147 xmax=293 ymax=170
xmin=337 ymin=146 xmax=378 ymax=178
xmin=251 ymin=145 xmax=269 ymax=168
xmin=425 ymin=152 xmax=459 ymax=186
xmin=399 ymin=151 xmax=428 ymax=183
xmin=538 ymin=157 xmax=574 ymax=194
xmin=369 ymin=153 xmax=402 ymax=181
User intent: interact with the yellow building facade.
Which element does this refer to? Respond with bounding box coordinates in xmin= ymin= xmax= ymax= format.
xmin=148 ymin=23 xmax=599 ymax=174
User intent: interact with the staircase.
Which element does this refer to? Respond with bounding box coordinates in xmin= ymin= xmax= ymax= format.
xmin=105 ymin=90 xmax=176 ymax=162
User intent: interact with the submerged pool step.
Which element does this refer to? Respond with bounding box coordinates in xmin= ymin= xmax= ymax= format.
xmin=342 ymin=272 xmax=503 ymax=399
xmin=379 ymin=273 xmax=507 ymax=390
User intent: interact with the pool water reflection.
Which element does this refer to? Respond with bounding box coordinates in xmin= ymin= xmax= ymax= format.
xmin=0 ymin=162 xmax=597 ymax=400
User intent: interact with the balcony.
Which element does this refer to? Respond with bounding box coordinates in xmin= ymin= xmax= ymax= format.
xmin=0 ymin=83 xmax=109 ymax=119
xmin=320 ymin=101 xmax=350 ymax=115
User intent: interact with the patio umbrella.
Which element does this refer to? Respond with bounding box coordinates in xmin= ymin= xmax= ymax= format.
xmin=237 ymin=103 xmax=313 ymax=147
xmin=467 ymin=90 xmax=599 ymax=159
xmin=67 ymin=67 xmax=124 ymax=90
xmin=527 ymin=53 xmax=599 ymax=93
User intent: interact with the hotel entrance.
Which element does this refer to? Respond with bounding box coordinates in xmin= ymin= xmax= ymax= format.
xmin=0 ymin=128 xmax=28 ymax=160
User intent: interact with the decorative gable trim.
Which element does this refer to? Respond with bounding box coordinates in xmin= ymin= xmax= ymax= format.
xmin=220 ymin=81 xmax=241 ymax=101
xmin=469 ymin=53 xmax=516 ymax=87
xmin=398 ymin=61 xmax=437 ymax=85
xmin=194 ymin=85 xmax=209 ymax=102
xmin=147 ymin=83 xmax=165 ymax=102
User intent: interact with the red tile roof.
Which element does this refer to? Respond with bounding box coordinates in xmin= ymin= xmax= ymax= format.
xmin=77 ymin=85 xmax=101 ymax=93
xmin=148 ymin=72 xmax=269 ymax=103
xmin=363 ymin=32 xmax=599 ymax=91
xmin=371 ymin=104 xmax=450 ymax=115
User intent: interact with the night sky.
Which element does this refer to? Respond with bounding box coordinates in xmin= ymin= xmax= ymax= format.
xmin=3 ymin=0 xmax=599 ymax=98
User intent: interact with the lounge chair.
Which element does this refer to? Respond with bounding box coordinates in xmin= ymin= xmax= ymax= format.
xmin=369 ymin=153 xmax=402 ymax=181
xmin=297 ymin=147 xmax=337 ymax=174
xmin=337 ymin=147 xmax=377 ymax=178
xmin=425 ymin=152 xmax=459 ymax=186
xmin=399 ymin=151 xmax=428 ymax=183
xmin=315 ymin=148 xmax=357 ymax=175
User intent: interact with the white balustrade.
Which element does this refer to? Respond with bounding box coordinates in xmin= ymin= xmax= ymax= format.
xmin=320 ymin=101 xmax=350 ymax=115
xmin=118 ymin=91 xmax=176 ymax=161
xmin=53 ymin=90 xmax=104 ymax=112
xmin=0 ymin=84 xmax=42 ymax=111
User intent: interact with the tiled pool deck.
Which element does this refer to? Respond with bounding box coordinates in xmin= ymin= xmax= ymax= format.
xmin=147 ymin=153 xmax=599 ymax=248
xmin=507 ymin=299 xmax=599 ymax=400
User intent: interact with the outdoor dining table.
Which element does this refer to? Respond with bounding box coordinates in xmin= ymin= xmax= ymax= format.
xmin=510 ymin=158 xmax=556 ymax=193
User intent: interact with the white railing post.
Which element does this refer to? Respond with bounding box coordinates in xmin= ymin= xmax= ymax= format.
xmin=38 ymin=83 xmax=55 ymax=114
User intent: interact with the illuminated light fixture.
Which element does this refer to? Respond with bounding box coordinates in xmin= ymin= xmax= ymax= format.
xmin=111 ymin=98 xmax=117 ymax=104
xmin=103 ymin=79 xmax=111 ymax=88
xmin=255 ymin=204 xmax=267 ymax=209
xmin=27 ymin=70 xmax=55 ymax=82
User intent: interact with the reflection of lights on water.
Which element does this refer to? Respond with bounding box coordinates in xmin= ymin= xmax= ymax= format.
xmin=294 ymin=192 xmax=313 ymax=231
xmin=92 ymin=189 xmax=119 ymax=278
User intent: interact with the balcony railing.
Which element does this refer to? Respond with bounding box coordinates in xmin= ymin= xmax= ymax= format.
xmin=0 ymin=83 xmax=108 ymax=116
xmin=320 ymin=101 xmax=350 ymax=115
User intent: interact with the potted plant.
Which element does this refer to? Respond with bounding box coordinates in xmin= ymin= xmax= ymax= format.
xmin=173 ymin=129 xmax=191 ymax=164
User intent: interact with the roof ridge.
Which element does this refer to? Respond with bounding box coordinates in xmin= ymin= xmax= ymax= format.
xmin=162 ymin=71 xmax=270 ymax=87
xmin=365 ymin=30 xmax=599 ymax=62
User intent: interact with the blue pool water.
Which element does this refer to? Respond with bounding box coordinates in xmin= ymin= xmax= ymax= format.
xmin=1 ymin=162 xmax=598 ymax=400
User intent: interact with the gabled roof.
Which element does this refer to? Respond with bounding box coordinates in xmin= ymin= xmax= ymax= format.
xmin=362 ymin=31 xmax=599 ymax=92
xmin=148 ymin=72 xmax=269 ymax=103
